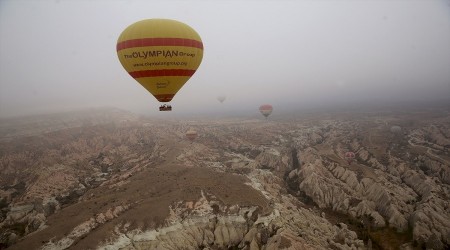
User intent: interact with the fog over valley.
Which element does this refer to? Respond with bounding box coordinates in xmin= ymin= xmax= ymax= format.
xmin=1 ymin=0 xmax=449 ymax=117
xmin=0 ymin=1 xmax=450 ymax=250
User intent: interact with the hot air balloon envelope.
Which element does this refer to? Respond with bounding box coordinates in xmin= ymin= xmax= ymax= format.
xmin=390 ymin=125 xmax=402 ymax=134
xmin=344 ymin=151 xmax=355 ymax=165
xmin=259 ymin=104 xmax=273 ymax=118
xmin=116 ymin=19 xmax=203 ymax=107
xmin=186 ymin=130 xmax=198 ymax=142
xmin=217 ymin=95 xmax=226 ymax=103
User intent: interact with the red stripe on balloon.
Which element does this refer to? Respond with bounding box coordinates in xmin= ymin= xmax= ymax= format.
xmin=259 ymin=104 xmax=273 ymax=110
xmin=129 ymin=69 xmax=196 ymax=78
xmin=117 ymin=38 xmax=203 ymax=51
xmin=155 ymin=94 xmax=175 ymax=102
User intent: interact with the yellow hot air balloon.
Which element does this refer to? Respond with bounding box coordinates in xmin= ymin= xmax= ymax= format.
xmin=116 ymin=19 xmax=204 ymax=111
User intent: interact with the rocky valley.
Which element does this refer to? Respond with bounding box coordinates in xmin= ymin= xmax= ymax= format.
xmin=0 ymin=107 xmax=449 ymax=250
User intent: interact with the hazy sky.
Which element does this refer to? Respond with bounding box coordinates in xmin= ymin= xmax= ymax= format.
xmin=1 ymin=0 xmax=450 ymax=117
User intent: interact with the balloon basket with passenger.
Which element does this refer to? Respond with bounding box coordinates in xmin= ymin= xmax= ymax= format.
xmin=159 ymin=104 xmax=172 ymax=111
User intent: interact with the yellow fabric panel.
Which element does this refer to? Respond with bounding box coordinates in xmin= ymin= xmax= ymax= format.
xmin=116 ymin=46 xmax=203 ymax=72
xmin=117 ymin=19 xmax=202 ymax=41
xmin=138 ymin=76 xmax=191 ymax=96
xmin=116 ymin=19 xmax=203 ymax=103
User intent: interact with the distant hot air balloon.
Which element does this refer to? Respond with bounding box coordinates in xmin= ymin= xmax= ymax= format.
xmin=259 ymin=104 xmax=273 ymax=118
xmin=390 ymin=125 xmax=402 ymax=134
xmin=344 ymin=151 xmax=355 ymax=165
xmin=116 ymin=19 xmax=204 ymax=111
xmin=185 ymin=130 xmax=198 ymax=142
xmin=217 ymin=95 xmax=226 ymax=103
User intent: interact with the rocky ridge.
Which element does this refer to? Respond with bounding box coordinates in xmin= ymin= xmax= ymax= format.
xmin=1 ymin=109 xmax=449 ymax=249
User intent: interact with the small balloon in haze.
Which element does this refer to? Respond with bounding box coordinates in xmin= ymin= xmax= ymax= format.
xmin=259 ymin=104 xmax=273 ymax=118
xmin=116 ymin=19 xmax=204 ymax=111
xmin=186 ymin=129 xmax=198 ymax=142
xmin=217 ymin=95 xmax=226 ymax=103
xmin=390 ymin=125 xmax=402 ymax=134
xmin=344 ymin=151 xmax=355 ymax=165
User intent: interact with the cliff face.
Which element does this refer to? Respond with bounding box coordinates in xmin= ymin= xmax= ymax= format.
xmin=99 ymin=173 xmax=364 ymax=250
xmin=285 ymin=118 xmax=450 ymax=249
xmin=0 ymin=109 xmax=449 ymax=249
